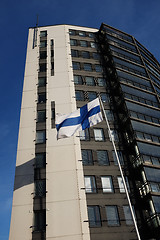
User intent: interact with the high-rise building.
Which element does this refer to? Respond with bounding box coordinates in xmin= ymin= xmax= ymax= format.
xmin=9 ymin=23 xmax=160 ymax=240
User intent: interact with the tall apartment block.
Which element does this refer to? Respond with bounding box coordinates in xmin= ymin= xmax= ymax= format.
xmin=9 ymin=23 xmax=160 ymax=240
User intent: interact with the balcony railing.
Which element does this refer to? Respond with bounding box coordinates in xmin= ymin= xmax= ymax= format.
xmin=146 ymin=213 xmax=160 ymax=229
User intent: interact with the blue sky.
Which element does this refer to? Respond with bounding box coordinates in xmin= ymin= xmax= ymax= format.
xmin=0 ymin=0 xmax=160 ymax=239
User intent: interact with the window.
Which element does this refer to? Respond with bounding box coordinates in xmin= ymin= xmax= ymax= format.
xmin=50 ymin=39 xmax=54 ymax=46
xmin=105 ymin=206 xmax=120 ymax=226
xmin=150 ymin=182 xmax=160 ymax=192
xmin=101 ymin=93 xmax=109 ymax=103
xmin=34 ymin=210 xmax=46 ymax=231
xmin=40 ymin=51 xmax=47 ymax=59
xmin=97 ymin=150 xmax=109 ymax=165
xmin=88 ymin=33 xmax=94 ymax=38
xmin=79 ymin=129 xmax=90 ymax=140
xmin=101 ymin=176 xmax=113 ymax=193
xmin=117 ymin=177 xmax=130 ymax=193
xmin=105 ymin=110 xmax=114 ymax=121
xmin=112 ymin=151 xmax=124 ymax=165
xmin=51 ymin=108 xmax=55 ymax=120
xmin=87 ymin=206 xmax=101 ymax=227
xmin=37 ymin=110 xmax=46 ymax=122
xmin=35 ymin=180 xmax=46 ymax=197
xmin=36 ymin=131 xmax=46 ymax=144
xmin=84 ymin=63 xmax=92 ymax=71
xmin=40 ymin=41 xmax=47 ymax=48
xmin=88 ymin=92 xmax=97 ymax=101
xmin=40 ymin=31 xmax=47 ymax=37
xmin=85 ymin=77 xmax=95 ymax=86
xmin=74 ymin=75 xmax=83 ymax=85
xmin=95 ymin=65 xmax=103 ymax=72
xmin=109 ymin=130 xmax=119 ymax=141
xmin=51 ymin=48 xmax=54 ymax=57
xmin=80 ymin=40 xmax=87 ymax=47
xmin=39 ymin=63 xmax=46 ymax=72
xmin=79 ymin=31 xmax=86 ymax=37
xmin=35 ymin=153 xmax=46 ymax=168
xmin=82 ymin=150 xmax=93 ymax=165
xmin=75 ymin=91 xmax=84 ymax=101
xmin=71 ymin=49 xmax=78 ymax=57
xmin=84 ymin=176 xmax=96 ymax=193
xmin=91 ymin=42 xmax=97 ymax=48
xmin=38 ymin=93 xmax=46 ymax=103
xmin=69 ymin=29 xmax=76 ymax=35
xmin=97 ymin=77 xmax=106 ymax=87
xmin=73 ymin=62 xmax=80 ymax=70
xmin=123 ymin=206 xmax=133 ymax=225
xmin=38 ymin=77 xmax=46 ymax=87
xmin=82 ymin=51 xmax=90 ymax=59
xmin=92 ymin=52 xmax=100 ymax=60
xmin=94 ymin=129 xmax=104 ymax=141
xmin=70 ymin=39 xmax=77 ymax=46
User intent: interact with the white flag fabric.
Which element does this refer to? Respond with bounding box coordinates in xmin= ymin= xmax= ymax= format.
xmin=56 ymin=98 xmax=103 ymax=139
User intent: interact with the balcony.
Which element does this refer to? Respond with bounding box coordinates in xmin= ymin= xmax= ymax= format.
xmin=146 ymin=213 xmax=160 ymax=229
xmin=139 ymin=181 xmax=160 ymax=198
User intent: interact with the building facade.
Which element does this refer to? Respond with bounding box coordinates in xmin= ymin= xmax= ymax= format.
xmin=9 ymin=23 xmax=160 ymax=240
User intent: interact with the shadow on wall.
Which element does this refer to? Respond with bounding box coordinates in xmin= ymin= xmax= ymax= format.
xmin=14 ymin=158 xmax=34 ymax=191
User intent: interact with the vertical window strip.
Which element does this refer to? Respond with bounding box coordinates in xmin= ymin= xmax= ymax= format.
xmin=51 ymin=39 xmax=54 ymax=76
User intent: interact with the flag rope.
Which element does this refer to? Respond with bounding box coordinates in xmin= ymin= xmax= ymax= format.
xmin=99 ymin=96 xmax=141 ymax=240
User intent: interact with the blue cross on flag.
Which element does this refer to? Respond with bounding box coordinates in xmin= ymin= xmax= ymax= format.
xmin=56 ymin=98 xmax=103 ymax=139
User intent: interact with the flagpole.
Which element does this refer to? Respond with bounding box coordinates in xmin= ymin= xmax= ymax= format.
xmin=99 ymin=96 xmax=141 ymax=240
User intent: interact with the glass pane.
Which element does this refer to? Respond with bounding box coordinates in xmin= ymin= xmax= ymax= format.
xmin=101 ymin=176 xmax=113 ymax=192
xmin=88 ymin=33 xmax=94 ymax=38
xmin=79 ymin=129 xmax=89 ymax=140
xmin=84 ymin=63 xmax=92 ymax=71
xmin=112 ymin=151 xmax=124 ymax=165
xmin=97 ymin=78 xmax=106 ymax=86
xmin=79 ymin=31 xmax=86 ymax=37
xmin=70 ymin=39 xmax=77 ymax=46
xmin=93 ymin=52 xmax=100 ymax=60
xmin=95 ymin=65 xmax=103 ymax=72
xmin=85 ymin=77 xmax=95 ymax=86
xmin=40 ymin=41 xmax=47 ymax=47
xmin=117 ymin=177 xmax=125 ymax=193
xmin=80 ymin=40 xmax=87 ymax=47
xmin=37 ymin=111 xmax=46 ymax=122
xmin=38 ymin=93 xmax=46 ymax=103
xmin=123 ymin=206 xmax=133 ymax=225
xmin=40 ymin=31 xmax=47 ymax=37
xmin=38 ymin=77 xmax=46 ymax=87
xmin=74 ymin=75 xmax=83 ymax=85
xmin=94 ymin=129 xmax=104 ymax=141
xmin=75 ymin=91 xmax=84 ymax=101
xmin=35 ymin=153 xmax=46 ymax=168
xmin=69 ymin=30 xmax=76 ymax=35
xmin=73 ymin=62 xmax=80 ymax=70
xmin=71 ymin=49 xmax=78 ymax=57
xmin=88 ymin=92 xmax=97 ymax=101
xmin=97 ymin=150 xmax=109 ymax=165
xmin=36 ymin=131 xmax=46 ymax=144
xmin=82 ymin=150 xmax=93 ymax=165
xmin=35 ymin=180 xmax=46 ymax=197
xmin=82 ymin=51 xmax=90 ymax=58
xmin=101 ymin=93 xmax=109 ymax=103
xmin=105 ymin=206 xmax=119 ymax=226
xmin=105 ymin=110 xmax=114 ymax=121
xmin=87 ymin=206 xmax=101 ymax=227
xmin=110 ymin=130 xmax=119 ymax=141
xmin=91 ymin=42 xmax=97 ymax=48
xmin=84 ymin=176 xmax=96 ymax=193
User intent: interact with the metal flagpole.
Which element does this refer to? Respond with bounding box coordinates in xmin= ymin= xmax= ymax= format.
xmin=99 ymin=96 xmax=141 ymax=240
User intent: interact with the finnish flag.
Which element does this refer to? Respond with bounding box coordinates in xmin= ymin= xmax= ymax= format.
xmin=56 ymin=98 xmax=103 ymax=139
